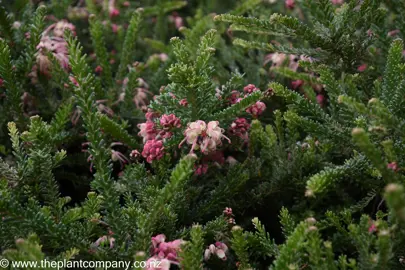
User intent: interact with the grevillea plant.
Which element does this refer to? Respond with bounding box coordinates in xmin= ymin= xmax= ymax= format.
xmin=2 ymin=0 xmax=405 ymax=270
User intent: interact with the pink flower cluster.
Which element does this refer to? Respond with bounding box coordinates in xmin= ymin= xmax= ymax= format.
xmin=204 ymin=242 xmax=229 ymax=261
xmin=229 ymin=84 xmax=267 ymax=117
xmin=33 ymin=20 xmax=75 ymax=77
xmin=145 ymin=234 xmax=184 ymax=270
xmin=223 ymin=207 xmax=235 ymax=224
xmin=179 ymin=121 xmax=230 ymax=155
xmin=138 ymin=112 xmax=182 ymax=163
xmin=229 ymin=118 xmax=250 ymax=141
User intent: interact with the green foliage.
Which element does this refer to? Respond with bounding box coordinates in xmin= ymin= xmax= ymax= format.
xmin=2 ymin=0 xmax=405 ymax=269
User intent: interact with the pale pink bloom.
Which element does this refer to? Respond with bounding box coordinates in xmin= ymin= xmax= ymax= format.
xmin=53 ymin=20 xmax=76 ymax=37
xmin=388 ymin=29 xmax=400 ymax=37
xmin=96 ymin=101 xmax=114 ymax=117
xmin=179 ymin=121 xmax=230 ymax=154
xmin=265 ymin=53 xmax=287 ymax=68
xmin=223 ymin=207 xmax=233 ymax=216
xmin=137 ymin=78 xmax=149 ymax=88
xmin=169 ymin=12 xmax=184 ymax=29
xmin=246 ymin=101 xmax=266 ymax=117
xmin=159 ymin=53 xmax=168 ymax=62
xmin=111 ymin=150 xmax=129 ymax=169
xmin=152 ymin=234 xmax=166 ymax=248
xmin=243 ymin=84 xmax=260 ymax=94
xmin=204 ymin=242 xmax=228 ymax=261
xmin=138 ymin=121 xmax=157 ymax=143
xmin=331 ymin=0 xmax=343 ymax=4
xmin=179 ymin=99 xmax=188 ymax=107
xmin=226 ymin=156 xmax=238 ymax=166
xmin=145 ymin=109 xmax=160 ymax=121
xmin=160 ymin=114 xmax=181 ymax=130
xmin=36 ymin=36 xmax=69 ymax=76
xmin=133 ymin=88 xmax=152 ymax=109
xmin=69 ymin=76 xmax=79 ymax=86
xmin=94 ymin=235 xmax=115 ymax=249
xmin=122 ymin=1 xmax=130 ymax=7
xmin=130 ymin=149 xmax=141 ymax=159
xmin=142 ymin=140 xmax=165 ymax=163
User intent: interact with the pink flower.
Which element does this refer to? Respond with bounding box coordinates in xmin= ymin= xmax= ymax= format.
xmin=94 ymin=235 xmax=115 ymax=249
xmin=388 ymin=29 xmax=400 ymax=37
xmin=285 ymin=0 xmax=295 ymax=9
xmin=149 ymin=234 xmax=184 ymax=267
xmin=316 ymin=94 xmax=326 ymax=107
xmin=169 ymin=12 xmax=184 ymax=29
xmin=133 ymin=88 xmax=152 ymax=109
xmin=53 ymin=20 xmax=76 ymax=37
xmin=229 ymin=118 xmax=250 ymax=141
xmin=195 ymin=164 xmax=209 ymax=176
xmin=243 ymin=84 xmax=260 ymax=94
xmin=160 ymin=114 xmax=181 ymax=130
xmin=228 ymin=90 xmax=240 ymax=104
xmin=145 ymin=109 xmax=160 ymax=121
xmin=204 ymin=242 xmax=228 ymax=261
xmin=357 ymin=64 xmax=367 ymax=72
xmin=138 ymin=121 xmax=158 ymax=143
xmin=246 ymin=101 xmax=266 ymax=117
xmin=111 ymin=24 xmax=119 ymax=33
xmin=109 ymin=8 xmax=120 ymax=18
xmin=0 ymin=78 xmax=3 ymax=87
xmin=36 ymin=36 xmax=69 ymax=76
xmin=152 ymin=234 xmax=166 ymax=248
xmin=179 ymin=99 xmax=188 ymax=107
xmin=291 ymin=80 xmax=304 ymax=89
xmin=368 ymin=223 xmax=377 ymax=233
xmin=142 ymin=140 xmax=165 ymax=163
xmin=130 ymin=150 xmax=141 ymax=159
xmin=331 ymin=0 xmax=343 ymax=4
xmin=387 ymin=162 xmax=399 ymax=172
xmin=122 ymin=1 xmax=130 ymax=7
xmin=111 ymin=149 xmax=129 ymax=170
xmin=223 ymin=207 xmax=233 ymax=216
xmin=95 ymin=65 xmax=103 ymax=74
xmin=180 ymin=121 xmax=230 ymax=154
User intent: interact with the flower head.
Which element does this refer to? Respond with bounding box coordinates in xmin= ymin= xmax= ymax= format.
xmin=179 ymin=120 xmax=230 ymax=155
xmin=36 ymin=36 xmax=69 ymax=76
xmin=53 ymin=20 xmax=76 ymax=37
xmin=179 ymin=99 xmax=188 ymax=107
xmin=138 ymin=121 xmax=158 ymax=143
xmin=142 ymin=140 xmax=165 ymax=163
xmin=229 ymin=118 xmax=250 ymax=141
xmin=246 ymin=101 xmax=266 ymax=117
xmin=204 ymin=242 xmax=228 ymax=261
xmin=160 ymin=114 xmax=181 ymax=130
xmin=243 ymin=84 xmax=260 ymax=94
